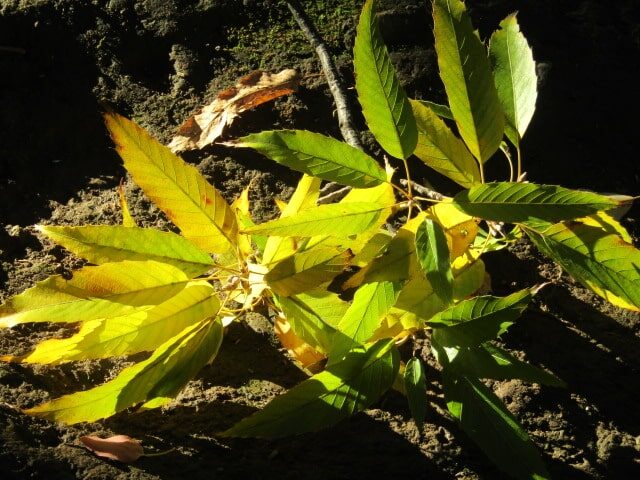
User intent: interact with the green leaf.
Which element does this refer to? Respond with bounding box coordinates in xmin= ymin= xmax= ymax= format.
xmin=411 ymin=100 xmax=481 ymax=188
xmin=413 ymin=99 xmax=453 ymax=119
xmin=104 ymin=112 xmax=238 ymax=254
xmin=0 ymin=261 xmax=190 ymax=328
xmin=453 ymin=182 xmax=619 ymax=224
xmin=234 ymin=130 xmax=387 ymax=188
xmin=429 ymin=289 xmax=532 ymax=349
xmin=454 ymin=344 xmax=565 ymax=387
xmin=354 ymin=0 xmax=417 ymax=159
xmin=243 ymin=202 xmax=389 ymax=238
xmin=404 ymin=357 xmax=428 ymax=430
xmin=38 ymin=225 xmax=214 ymax=277
xmin=330 ymin=281 xmax=402 ymax=361
xmin=489 ymin=14 xmax=537 ymax=145
xmin=10 ymin=282 xmax=219 ymax=364
xmin=222 ymin=339 xmax=399 ymax=438
xmin=274 ymin=290 xmax=347 ymax=354
xmin=415 ymin=219 xmax=454 ymax=304
xmin=525 ymin=222 xmax=640 ymax=311
xmin=442 ymin=372 xmax=550 ymax=480
xmin=24 ymin=318 xmax=224 ymax=424
xmin=265 ymin=247 xmax=351 ymax=297
xmin=433 ymin=0 xmax=504 ymax=163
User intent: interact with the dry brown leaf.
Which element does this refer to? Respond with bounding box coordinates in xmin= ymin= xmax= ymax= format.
xmin=79 ymin=434 xmax=144 ymax=463
xmin=168 ymin=69 xmax=300 ymax=152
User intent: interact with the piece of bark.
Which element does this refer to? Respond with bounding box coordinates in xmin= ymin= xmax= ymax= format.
xmin=169 ymin=69 xmax=300 ymax=152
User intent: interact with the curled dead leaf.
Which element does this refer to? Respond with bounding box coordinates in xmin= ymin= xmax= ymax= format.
xmin=168 ymin=69 xmax=300 ymax=152
xmin=79 ymin=434 xmax=144 ymax=463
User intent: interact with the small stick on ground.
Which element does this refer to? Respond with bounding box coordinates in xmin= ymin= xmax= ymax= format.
xmin=285 ymin=0 xmax=362 ymax=151
xmin=287 ymin=1 xmax=445 ymax=206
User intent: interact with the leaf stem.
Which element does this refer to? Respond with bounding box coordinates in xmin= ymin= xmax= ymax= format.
xmin=516 ymin=143 xmax=523 ymax=181
xmin=499 ymin=143 xmax=515 ymax=182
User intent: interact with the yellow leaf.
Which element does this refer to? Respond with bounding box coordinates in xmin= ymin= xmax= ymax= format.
xmin=577 ymin=211 xmax=632 ymax=243
xmin=427 ymin=201 xmax=479 ymax=259
xmin=343 ymin=212 xmax=427 ymax=289
xmin=262 ymin=175 xmax=321 ymax=265
xmin=0 ymin=261 xmax=190 ymax=328
xmin=231 ymin=186 xmax=254 ymax=259
xmin=118 ymin=182 xmax=137 ymax=227
xmin=24 ymin=318 xmax=224 ymax=424
xmin=274 ymin=314 xmax=325 ymax=371
xmin=265 ymin=247 xmax=352 ymax=296
xmin=6 ymin=282 xmax=218 ymax=364
xmin=105 ymin=112 xmax=238 ymax=255
xmin=37 ymin=225 xmax=214 ymax=278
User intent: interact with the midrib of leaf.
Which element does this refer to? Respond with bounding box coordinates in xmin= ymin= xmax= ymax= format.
xmin=43 ymin=228 xmax=211 ymax=267
xmin=374 ymin=34 xmax=407 ymax=145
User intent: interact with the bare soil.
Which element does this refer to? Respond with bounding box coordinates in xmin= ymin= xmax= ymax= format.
xmin=1 ymin=1 xmax=639 ymax=479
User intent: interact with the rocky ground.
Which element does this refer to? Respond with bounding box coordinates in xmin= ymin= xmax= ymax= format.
xmin=1 ymin=1 xmax=639 ymax=479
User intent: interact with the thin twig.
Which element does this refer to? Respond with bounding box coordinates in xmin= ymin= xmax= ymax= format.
xmin=0 ymin=46 xmax=26 ymax=54
xmin=286 ymin=0 xmax=363 ymax=150
xmin=287 ymin=0 xmax=447 ymax=206
xmin=318 ymin=185 xmax=352 ymax=204
xmin=399 ymin=179 xmax=444 ymax=201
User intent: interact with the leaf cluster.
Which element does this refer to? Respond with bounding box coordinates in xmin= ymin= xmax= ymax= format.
xmin=1 ymin=1 xmax=637 ymax=479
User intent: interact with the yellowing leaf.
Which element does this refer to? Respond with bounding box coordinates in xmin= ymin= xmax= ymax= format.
xmin=275 ymin=289 xmax=347 ymax=354
xmin=525 ymin=222 xmax=640 ymax=311
xmin=0 ymin=261 xmax=190 ymax=328
xmin=304 ymin=172 xmax=396 ymax=254
xmin=38 ymin=225 xmax=214 ymax=277
xmin=330 ymin=281 xmax=401 ymax=362
xmin=577 ymin=211 xmax=632 ymax=243
xmin=7 ymin=282 xmax=218 ymax=364
xmin=231 ymin=187 xmax=254 ymax=259
xmin=262 ymin=175 xmax=321 ymax=266
xmin=118 ymin=182 xmax=137 ymax=227
xmin=343 ymin=212 xmax=427 ymax=289
xmin=411 ymin=100 xmax=481 ymax=188
xmin=168 ymin=69 xmax=300 ymax=152
xmin=274 ymin=314 xmax=326 ymax=370
xmin=265 ymin=247 xmax=351 ymax=296
xmin=427 ymin=201 xmax=479 ymax=259
xmin=105 ymin=112 xmax=238 ymax=254
xmin=244 ymin=202 xmax=390 ymax=238
xmin=24 ymin=318 xmax=224 ymax=424
xmin=371 ymin=254 xmax=485 ymax=341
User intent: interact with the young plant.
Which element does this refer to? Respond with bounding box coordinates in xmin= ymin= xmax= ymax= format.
xmin=0 ymin=1 xmax=637 ymax=479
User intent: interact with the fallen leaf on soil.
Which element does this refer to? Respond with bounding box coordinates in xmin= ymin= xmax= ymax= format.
xmin=79 ymin=435 xmax=144 ymax=463
xmin=168 ymin=69 xmax=300 ymax=152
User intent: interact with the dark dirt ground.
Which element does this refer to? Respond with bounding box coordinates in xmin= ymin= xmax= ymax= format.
xmin=1 ymin=0 xmax=639 ymax=479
